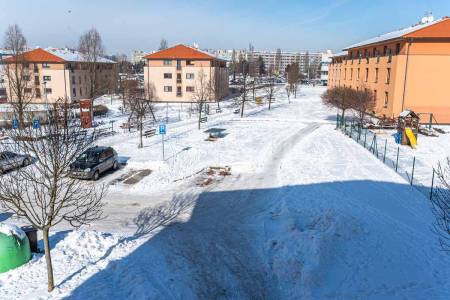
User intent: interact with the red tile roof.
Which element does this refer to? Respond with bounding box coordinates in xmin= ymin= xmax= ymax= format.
xmin=2 ymin=48 xmax=65 ymax=63
xmin=144 ymin=44 xmax=217 ymax=60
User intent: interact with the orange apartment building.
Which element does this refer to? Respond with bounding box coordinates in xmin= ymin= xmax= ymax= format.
xmin=328 ymin=17 xmax=450 ymax=124
xmin=144 ymin=44 xmax=228 ymax=102
xmin=1 ymin=47 xmax=115 ymax=104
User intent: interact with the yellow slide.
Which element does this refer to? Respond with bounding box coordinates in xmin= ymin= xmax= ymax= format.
xmin=405 ymin=127 xmax=417 ymax=149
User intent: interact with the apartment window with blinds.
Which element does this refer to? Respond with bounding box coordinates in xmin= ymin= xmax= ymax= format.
xmin=164 ymin=86 xmax=172 ymax=92
xmin=164 ymin=73 xmax=172 ymax=79
xmin=386 ymin=68 xmax=391 ymax=84
xmin=163 ymin=60 xmax=172 ymax=66
xmin=186 ymin=86 xmax=195 ymax=92
xmin=186 ymin=73 xmax=195 ymax=79
xmin=42 ymin=63 xmax=50 ymax=69
xmin=45 ymin=88 xmax=52 ymax=94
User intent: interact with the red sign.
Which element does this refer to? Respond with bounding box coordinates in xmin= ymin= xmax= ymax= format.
xmin=79 ymin=99 xmax=93 ymax=128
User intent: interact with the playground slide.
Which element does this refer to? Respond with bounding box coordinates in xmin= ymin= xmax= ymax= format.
xmin=405 ymin=127 xmax=417 ymax=148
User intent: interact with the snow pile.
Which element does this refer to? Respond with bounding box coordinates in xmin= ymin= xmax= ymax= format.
xmin=0 ymin=223 xmax=26 ymax=240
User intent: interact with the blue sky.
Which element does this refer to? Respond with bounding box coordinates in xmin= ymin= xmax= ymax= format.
xmin=0 ymin=0 xmax=449 ymax=56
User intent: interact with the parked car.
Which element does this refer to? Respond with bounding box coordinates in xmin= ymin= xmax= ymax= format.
xmin=0 ymin=151 xmax=32 ymax=174
xmin=69 ymin=146 xmax=118 ymax=180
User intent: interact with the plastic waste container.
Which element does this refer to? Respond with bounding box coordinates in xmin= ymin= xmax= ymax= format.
xmin=0 ymin=223 xmax=31 ymax=273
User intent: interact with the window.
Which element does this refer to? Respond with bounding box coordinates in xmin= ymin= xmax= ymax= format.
xmin=177 ymin=73 xmax=182 ymax=83
xmin=43 ymin=76 xmax=51 ymax=82
xmin=186 ymin=60 xmax=194 ymax=66
xmin=375 ymin=68 xmax=379 ymax=83
xmin=384 ymin=92 xmax=389 ymax=108
xmin=34 ymin=75 xmax=40 ymax=85
xmin=357 ymin=68 xmax=360 ymax=80
xmin=164 ymin=73 xmax=172 ymax=79
xmin=176 ymin=86 xmax=182 ymax=97
xmin=163 ymin=60 xmax=172 ymax=66
xmin=164 ymin=86 xmax=172 ymax=92
xmin=186 ymin=73 xmax=195 ymax=79
xmin=365 ymin=68 xmax=369 ymax=82
xmin=22 ymin=75 xmax=30 ymax=81
xmin=72 ymin=76 xmax=76 ymax=84
xmin=45 ymin=88 xmax=52 ymax=94
xmin=344 ymin=69 xmax=347 ymax=80
xmin=35 ymin=88 xmax=41 ymax=98
xmin=374 ymin=90 xmax=377 ymax=102
xmin=395 ymin=43 xmax=401 ymax=55
xmin=42 ymin=63 xmax=50 ymax=69
xmin=80 ymin=87 xmax=82 ymax=96
xmin=386 ymin=68 xmax=391 ymax=84
xmin=350 ymin=69 xmax=353 ymax=80
xmin=24 ymin=88 xmax=32 ymax=94
xmin=73 ymin=88 xmax=76 ymax=97
xmin=176 ymin=59 xmax=181 ymax=70
xmin=79 ymin=76 xmax=82 ymax=84
xmin=383 ymin=46 xmax=388 ymax=56
xmin=186 ymin=86 xmax=195 ymax=92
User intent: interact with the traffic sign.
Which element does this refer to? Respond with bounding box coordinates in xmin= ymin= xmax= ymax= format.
xmin=12 ymin=118 xmax=18 ymax=129
xmin=159 ymin=124 xmax=166 ymax=135
xmin=32 ymin=119 xmax=41 ymax=129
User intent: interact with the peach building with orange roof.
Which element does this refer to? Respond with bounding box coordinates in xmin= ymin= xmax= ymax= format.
xmin=144 ymin=44 xmax=229 ymax=102
xmin=328 ymin=16 xmax=450 ymax=124
xmin=1 ymin=48 xmax=115 ymax=104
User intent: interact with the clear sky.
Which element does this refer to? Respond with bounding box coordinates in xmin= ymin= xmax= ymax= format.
xmin=1 ymin=0 xmax=449 ymax=56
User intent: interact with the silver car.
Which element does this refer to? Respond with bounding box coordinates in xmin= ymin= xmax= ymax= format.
xmin=0 ymin=151 xmax=32 ymax=174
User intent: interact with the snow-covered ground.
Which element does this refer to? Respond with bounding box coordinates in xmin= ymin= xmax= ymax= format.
xmin=1 ymin=86 xmax=450 ymax=299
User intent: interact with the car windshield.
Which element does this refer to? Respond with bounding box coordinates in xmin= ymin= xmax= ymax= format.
xmin=77 ymin=150 xmax=100 ymax=163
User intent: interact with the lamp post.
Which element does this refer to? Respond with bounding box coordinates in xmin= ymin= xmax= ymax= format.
xmin=42 ymin=81 xmax=49 ymax=122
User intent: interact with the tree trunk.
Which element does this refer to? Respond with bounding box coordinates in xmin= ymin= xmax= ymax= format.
xmin=269 ymin=96 xmax=272 ymax=110
xmin=139 ymin=119 xmax=143 ymax=148
xmin=198 ymin=104 xmax=202 ymax=130
xmin=43 ymin=228 xmax=55 ymax=292
xmin=240 ymin=98 xmax=245 ymax=118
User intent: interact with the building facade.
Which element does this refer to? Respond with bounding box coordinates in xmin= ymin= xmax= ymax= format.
xmin=320 ymin=50 xmax=333 ymax=85
xmin=252 ymin=50 xmax=322 ymax=76
xmin=1 ymin=48 xmax=115 ymax=105
xmin=144 ymin=44 xmax=229 ymax=102
xmin=328 ymin=16 xmax=450 ymax=123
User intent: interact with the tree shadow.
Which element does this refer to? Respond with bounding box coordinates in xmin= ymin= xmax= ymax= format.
xmin=64 ymin=181 xmax=449 ymax=299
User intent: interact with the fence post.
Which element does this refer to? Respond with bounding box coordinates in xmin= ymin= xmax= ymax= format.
xmin=395 ymin=146 xmax=400 ymax=172
xmin=364 ymin=129 xmax=367 ymax=148
xmin=410 ymin=156 xmax=416 ymax=185
xmin=336 ymin=113 xmax=339 ymax=129
xmin=430 ymin=168 xmax=435 ymax=200
xmin=350 ymin=120 xmax=353 ymax=137
xmin=383 ymin=139 xmax=387 ymax=163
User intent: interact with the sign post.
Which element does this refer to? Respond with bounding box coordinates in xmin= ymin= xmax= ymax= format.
xmin=159 ymin=123 xmax=166 ymax=161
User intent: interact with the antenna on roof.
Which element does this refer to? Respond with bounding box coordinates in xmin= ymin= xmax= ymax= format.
xmin=421 ymin=12 xmax=434 ymax=24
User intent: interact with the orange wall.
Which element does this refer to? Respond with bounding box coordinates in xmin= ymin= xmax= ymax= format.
xmin=329 ymin=40 xmax=450 ymax=123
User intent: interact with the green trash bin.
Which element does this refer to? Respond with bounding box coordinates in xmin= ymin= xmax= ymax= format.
xmin=0 ymin=223 xmax=32 ymax=273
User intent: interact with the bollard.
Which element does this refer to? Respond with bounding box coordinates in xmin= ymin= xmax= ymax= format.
xmin=383 ymin=139 xmax=387 ymax=163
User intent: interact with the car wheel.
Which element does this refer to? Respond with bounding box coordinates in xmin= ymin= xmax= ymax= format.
xmin=93 ymin=171 xmax=100 ymax=181
xmin=113 ymin=161 xmax=118 ymax=170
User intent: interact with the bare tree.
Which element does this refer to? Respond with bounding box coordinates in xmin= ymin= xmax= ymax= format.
xmin=0 ymin=103 xmax=105 ymax=292
xmin=287 ymin=62 xmax=301 ymax=98
xmin=274 ymin=48 xmax=282 ymax=74
xmin=208 ymin=61 xmax=227 ymax=110
xmin=431 ymin=159 xmax=450 ymax=251
xmin=237 ymin=60 xmax=250 ymax=118
xmin=2 ymin=24 xmax=33 ymax=126
xmin=192 ymin=69 xmax=210 ymax=130
xmin=321 ymin=86 xmax=354 ymax=121
xmin=159 ymin=38 xmax=168 ymax=50
xmin=285 ymin=84 xmax=291 ymax=104
xmin=351 ymin=88 xmax=376 ymax=125
xmin=124 ymin=79 xmax=156 ymax=147
xmin=78 ymin=28 xmax=106 ymax=101
xmin=265 ymin=68 xmax=276 ymax=110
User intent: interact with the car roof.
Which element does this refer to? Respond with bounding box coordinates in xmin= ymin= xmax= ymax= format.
xmin=86 ymin=146 xmax=110 ymax=153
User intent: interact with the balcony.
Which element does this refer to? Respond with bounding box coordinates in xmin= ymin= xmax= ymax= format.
xmin=176 ymin=92 xmax=182 ymax=97
xmin=176 ymin=79 xmax=182 ymax=84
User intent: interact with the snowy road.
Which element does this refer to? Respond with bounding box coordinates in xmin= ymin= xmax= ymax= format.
xmin=1 ymin=86 xmax=450 ymax=299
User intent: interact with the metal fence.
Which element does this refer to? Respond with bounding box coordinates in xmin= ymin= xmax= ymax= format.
xmin=336 ymin=114 xmax=446 ymax=201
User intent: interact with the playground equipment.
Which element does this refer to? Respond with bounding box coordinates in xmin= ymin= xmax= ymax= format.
xmin=398 ymin=110 xmax=420 ymax=148
xmin=0 ymin=223 xmax=31 ymax=273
